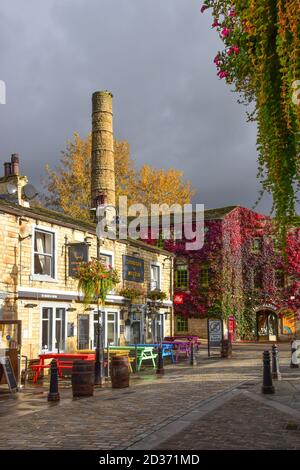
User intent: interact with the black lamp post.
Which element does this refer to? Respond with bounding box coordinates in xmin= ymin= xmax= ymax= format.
xmin=94 ymin=225 xmax=105 ymax=386
xmin=94 ymin=296 xmax=104 ymax=386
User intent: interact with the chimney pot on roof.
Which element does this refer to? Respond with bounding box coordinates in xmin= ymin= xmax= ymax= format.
xmin=4 ymin=162 xmax=11 ymax=177
xmin=11 ymin=153 xmax=20 ymax=175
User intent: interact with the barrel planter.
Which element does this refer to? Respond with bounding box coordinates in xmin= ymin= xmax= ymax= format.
xmin=111 ymin=356 xmax=130 ymax=389
xmin=71 ymin=360 xmax=94 ymax=397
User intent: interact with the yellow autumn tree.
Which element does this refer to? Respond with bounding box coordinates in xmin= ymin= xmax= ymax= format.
xmin=43 ymin=133 xmax=196 ymax=220
xmin=130 ymin=165 xmax=196 ymax=207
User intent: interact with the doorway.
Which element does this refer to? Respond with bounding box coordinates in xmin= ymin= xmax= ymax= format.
xmin=256 ymin=310 xmax=278 ymax=341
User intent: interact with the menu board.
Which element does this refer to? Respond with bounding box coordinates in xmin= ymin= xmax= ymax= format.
xmin=0 ymin=356 xmax=18 ymax=392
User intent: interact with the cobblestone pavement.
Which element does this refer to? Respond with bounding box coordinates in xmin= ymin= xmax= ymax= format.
xmin=155 ymin=392 xmax=300 ymax=450
xmin=154 ymin=346 xmax=300 ymax=450
xmin=0 ymin=343 xmax=295 ymax=450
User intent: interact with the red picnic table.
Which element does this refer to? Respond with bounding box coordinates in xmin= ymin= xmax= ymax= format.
xmin=31 ymin=353 xmax=95 ymax=383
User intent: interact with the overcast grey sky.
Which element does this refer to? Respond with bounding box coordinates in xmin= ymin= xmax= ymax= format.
xmin=0 ymin=0 xmax=273 ymax=214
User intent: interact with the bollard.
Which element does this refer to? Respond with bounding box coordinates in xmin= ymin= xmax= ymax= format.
xmin=262 ymin=350 xmax=275 ymax=394
xmin=134 ymin=340 xmax=138 ymax=374
xmin=221 ymin=339 xmax=232 ymax=358
xmin=271 ymin=344 xmax=281 ymax=380
xmin=156 ymin=345 xmax=164 ymax=375
xmin=290 ymin=339 xmax=300 ymax=368
xmin=48 ymin=360 xmax=60 ymax=402
xmin=190 ymin=342 xmax=197 ymax=366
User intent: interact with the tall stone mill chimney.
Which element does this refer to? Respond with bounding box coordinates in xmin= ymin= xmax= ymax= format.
xmin=91 ymin=91 xmax=116 ymax=211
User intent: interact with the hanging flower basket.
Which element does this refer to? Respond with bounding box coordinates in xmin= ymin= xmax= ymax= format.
xmin=76 ymin=259 xmax=119 ymax=305
xmin=147 ymin=289 xmax=167 ymax=303
xmin=119 ymin=286 xmax=145 ymax=303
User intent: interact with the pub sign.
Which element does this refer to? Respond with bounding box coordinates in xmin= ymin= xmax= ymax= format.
xmin=68 ymin=243 xmax=89 ymax=277
xmin=123 ymin=255 xmax=144 ymax=283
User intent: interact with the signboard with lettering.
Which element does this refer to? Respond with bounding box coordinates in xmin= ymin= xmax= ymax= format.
xmin=208 ymin=319 xmax=223 ymax=356
xmin=68 ymin=243 xmax=89 ymax=277
xmin=0 ymin=356 xmax=18 ymax=392
xmin=123 ymin=256 xmax=144 ymax=283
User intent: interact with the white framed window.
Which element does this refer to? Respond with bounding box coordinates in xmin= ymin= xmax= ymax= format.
xmin=150 ymin=264 xmax=161 ymax=291
xmin=41 ymin=306 xmax=66 ymax=352
xmin=99 ymin=253 xmax=113 ymax=268
xmin=95 ymin=249 xmax=114 ymax=268
xmin=33 ymin=227 xmax=57 ymax=281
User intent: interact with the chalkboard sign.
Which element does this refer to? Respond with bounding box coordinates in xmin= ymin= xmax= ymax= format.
xmin=208 ymin=319 xmax=223 ymax=356
xmin=0 ymin=356 xmax=18 ymax=392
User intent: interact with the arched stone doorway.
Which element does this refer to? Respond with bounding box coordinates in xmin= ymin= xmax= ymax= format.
xmin=256 ymin=310 xmax=278 ymax=341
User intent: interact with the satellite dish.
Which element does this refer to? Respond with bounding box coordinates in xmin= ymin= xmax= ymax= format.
xmin=6 ymin=183 xmax=17 ymax=195
xmin=22 ymin=184 xmax=38 ymax=200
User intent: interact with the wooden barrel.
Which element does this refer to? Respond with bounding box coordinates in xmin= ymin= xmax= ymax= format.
xmin=71 ymin=360 xmax=94 ymax=397
xmin=111 ymin=356 xmax=130 ymax=389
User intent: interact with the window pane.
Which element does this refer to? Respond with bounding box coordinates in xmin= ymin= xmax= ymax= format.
xmin=42 ymin=320 xmax=49 ymax=349
xmin=275 ymin=270 xmax=285 ymax=288
xmin=34 ymin=254 xmax=52 ymax=276
xmin=35 ymin=231 xmax=53 ymax=255
xmin=175 ymin=265 xmax=188 ymax=289
xmin=252 ymin=237 xmax=263 ymax=252
xmin=100 ymin=254 xmax=112 ymax=267
xmin=254 ymin=269 xmax=263 ymax=289
xmin=55 ymin=308 xmax=66 ymax=350
xmin=177 ymin=316 xmax=188 ymax=332
xmin=42 ymin=308 xmax=53 ymax=350
xmin=55 ymin=320 xmax=61 ymax=350
xmin=151 ymin=265 xmax=160 ymax=290
xmin=107 ymin=322 xmax=115 ymax=345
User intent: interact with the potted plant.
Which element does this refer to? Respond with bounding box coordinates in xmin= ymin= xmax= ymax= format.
xmin=76 ymin=259 xmax=119 ymax=305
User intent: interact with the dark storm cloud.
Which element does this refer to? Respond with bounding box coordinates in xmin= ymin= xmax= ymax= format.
xmin=0 ymin=0 xmax=271 ymax=214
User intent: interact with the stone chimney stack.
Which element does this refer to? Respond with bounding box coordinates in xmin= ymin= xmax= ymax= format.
xmin=0 ymin=154 xmax=30 ymax=207
xmin=91 ymin=91 xmax=115 ymax=210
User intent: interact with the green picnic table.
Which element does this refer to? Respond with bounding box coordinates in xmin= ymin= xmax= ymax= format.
xmin=111 ymin=346 xmax=157 ymax=371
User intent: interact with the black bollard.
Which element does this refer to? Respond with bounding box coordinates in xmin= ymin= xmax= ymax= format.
xmin=262 ymin=350 xmax=275 ymax=394
xmin=156 ymin=345 xmax=164 ymax=375
xmin=190 ymin=342 xmax=197 ymax=366
xmin=271 ymin=344 xmax=281 ymax=380
xmin=48 ymin=360 xmax=60 ymax=402
xmin=134 ymin=339 xmax=138 ymax=374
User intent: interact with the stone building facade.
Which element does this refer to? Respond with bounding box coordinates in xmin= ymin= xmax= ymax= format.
xmin=149 ymin=206 xmax=300 ymax=342
xmin=0 ymin=187 xmax=174 ymax=360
